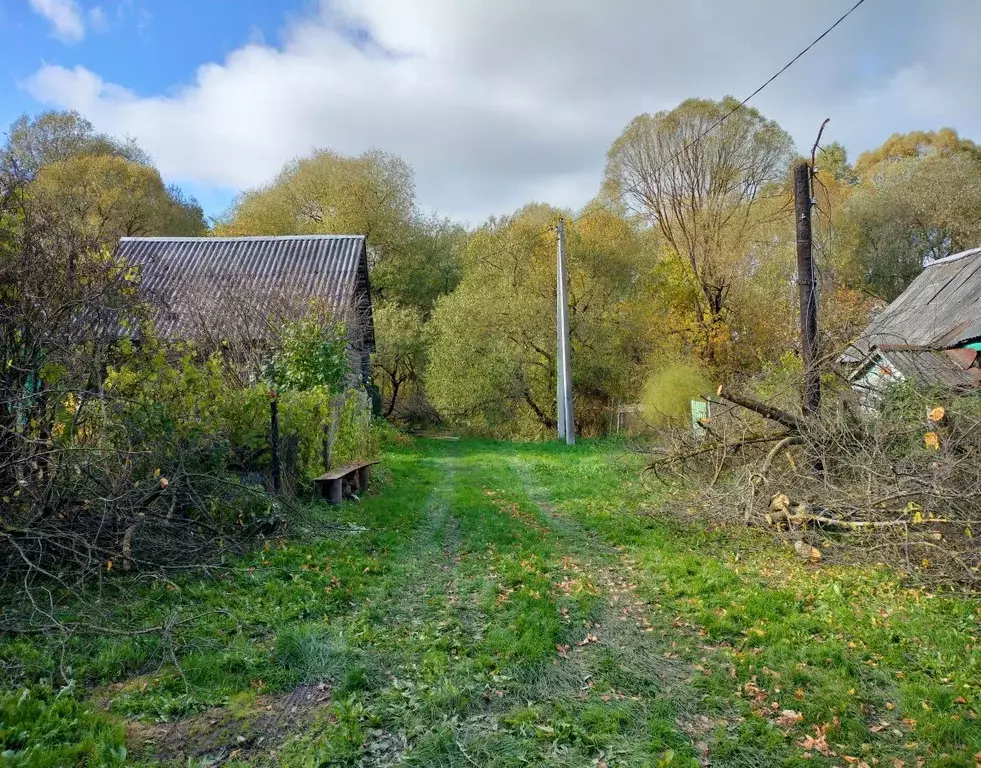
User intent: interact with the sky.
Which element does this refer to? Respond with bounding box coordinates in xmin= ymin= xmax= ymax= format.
xmin=3 ymin=0 xmax=981 ymax=224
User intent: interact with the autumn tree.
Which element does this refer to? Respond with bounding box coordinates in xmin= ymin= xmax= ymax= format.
xmin=426 ymin=205 xmax=653 ymax=436
xmin=30 ymin=154 xmax=205 ymax=255
xmin=219 ymin=148 xmax=460 ymax=309
xmin=371 ymin=302 xmax=428 ymax=420
xmin=846 ymin=130 xmax=981 ymax=301
xmin=220 ymin=147 xmax=463 ymax=425
xmin=603 ymin=98 xmax=795 ymax=371
xmin=2 ymin=110 xmax=151 ymax=178
xmin=3 ymin=110 xmax=206 ymax=249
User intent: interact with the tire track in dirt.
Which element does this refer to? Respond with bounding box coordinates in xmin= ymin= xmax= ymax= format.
xmin=341 ymin=450 xmax=492 ymax=766
xmin=506 ymin=455 xmax=734 ymax=765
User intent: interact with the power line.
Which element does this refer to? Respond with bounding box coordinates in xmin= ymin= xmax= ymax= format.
xmin=537 ymin=0 xmax=870 ymax=239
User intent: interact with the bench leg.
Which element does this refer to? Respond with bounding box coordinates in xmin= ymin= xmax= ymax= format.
xmin=327 ymin=478 xmax=343 ymax=505
xmin=357 ymin=466 xmax=369 ymax=490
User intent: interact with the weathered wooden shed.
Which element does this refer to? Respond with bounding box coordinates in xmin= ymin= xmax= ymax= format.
xmin=845 ymin=246 xmax=981 ymax=394
xmin=116 ymin=235 xmax=375 ymax=384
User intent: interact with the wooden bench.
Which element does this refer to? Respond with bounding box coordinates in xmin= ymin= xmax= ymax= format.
xmin=314 ymin=460 xmax=380 ymax=504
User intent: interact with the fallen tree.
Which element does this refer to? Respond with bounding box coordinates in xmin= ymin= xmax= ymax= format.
xmin=646 ymin=377 xmax=981 ymax=590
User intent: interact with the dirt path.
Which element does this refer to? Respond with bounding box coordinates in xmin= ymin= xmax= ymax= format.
xmin=127 ymin=442 xmax=760 ymax=766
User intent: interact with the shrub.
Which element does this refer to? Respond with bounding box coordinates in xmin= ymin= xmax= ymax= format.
xmin=640 ymin=360 xmax=713 ymax=426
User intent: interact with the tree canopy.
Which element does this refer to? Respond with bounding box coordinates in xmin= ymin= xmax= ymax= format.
xmin=603 ymin=97 xmax=796 ymax=371
xmin=6 ymin=104 xmax=980 ymax=436
xmin=846 ymin=129 xmax=981 ymax=300
xmin=3 ymin=110 xmax=205 ymax=249
xmin=3 ymin=110 xmax=151 ymax=178
xmin=426 ymin=205 xmax=654 ymax=436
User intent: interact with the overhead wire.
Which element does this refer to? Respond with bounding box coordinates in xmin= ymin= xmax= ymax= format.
xmin=535 ymin=0 xmax=870 ymax=241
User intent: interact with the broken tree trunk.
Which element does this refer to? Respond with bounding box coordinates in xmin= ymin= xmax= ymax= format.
xmin=717 ymin=387 xmax=803 ymax=432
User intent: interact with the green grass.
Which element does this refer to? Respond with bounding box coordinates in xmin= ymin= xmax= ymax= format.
xmin=1 ymin=438 xmax=978 ymax=766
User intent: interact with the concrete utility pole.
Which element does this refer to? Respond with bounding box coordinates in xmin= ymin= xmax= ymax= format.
xmin=794 ymin=161 xmax=820 ymax=415
xmin=556 ymin=219 xmax=575 ymax=445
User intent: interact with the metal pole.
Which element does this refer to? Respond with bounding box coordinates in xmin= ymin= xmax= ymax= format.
xmin=794 ymin=161 xmax=820 ymax=415
xmin=556 ymin=219 xmax=575 ymax=445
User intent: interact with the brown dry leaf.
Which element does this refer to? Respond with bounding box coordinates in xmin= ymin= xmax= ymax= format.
xmin=776 ymin=709 xmax=804 ymax=727
xmin=797 ymin=725 xmax=834 ymax=757
xmin=556 ymin=643 xmax=570 ymax=659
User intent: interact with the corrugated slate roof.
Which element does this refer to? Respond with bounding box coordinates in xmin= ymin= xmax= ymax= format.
xmin=846 ymin=246 xmax=981 ymax=360
xmin=875 ymin=347 xmax=981 ymax=389
xmin=116 ymin=235 xmax=374 ymax=347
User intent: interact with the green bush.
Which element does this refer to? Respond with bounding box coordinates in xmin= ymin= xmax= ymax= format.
xmin=640 ymin=360 xmax=713 ymax=426
xmin=0 ymin=686 xmax=126 ymax=767
xmin=279 ymin=387 xmax=332 ymax=479
xmin=268 ymin=317 xmax=349 ymax=392
xmin=104 ymin=334 xmax=377 ymax=482
xmin=332 ymin=389 xmax=378 ymax=466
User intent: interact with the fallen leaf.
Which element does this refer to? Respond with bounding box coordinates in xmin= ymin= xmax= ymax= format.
xmin=776 ymin=709 xmax=804 ymax=727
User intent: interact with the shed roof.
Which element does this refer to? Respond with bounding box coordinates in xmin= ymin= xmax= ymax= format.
xmin=116 ymin=235 xmax=374 ymax=348
xmin=869 ymin=346 xmax=981 ymax=389
xmin=845 ymin=246 xmax=981 ymax=361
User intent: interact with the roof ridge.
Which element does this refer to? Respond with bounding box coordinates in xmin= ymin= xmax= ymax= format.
xmin=926 ymin=245 xmax=981 ymax=267
xmin=119 ymin=235 xmax=366 ymax=242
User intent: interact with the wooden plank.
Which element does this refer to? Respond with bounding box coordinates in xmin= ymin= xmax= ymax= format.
xmin=327 ymin=478 xmax=342 ymax=504
xmin=315 ymin=460 xmax=380 ymax=483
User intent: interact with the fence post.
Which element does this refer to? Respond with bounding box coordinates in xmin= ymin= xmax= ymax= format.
xmin=270 ymin=391 xmax=281 ymax=493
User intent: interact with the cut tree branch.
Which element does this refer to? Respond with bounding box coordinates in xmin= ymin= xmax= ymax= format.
xmin=717 ymin=387 xmax=802 ymax=431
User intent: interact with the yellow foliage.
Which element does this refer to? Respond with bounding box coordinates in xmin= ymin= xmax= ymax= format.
xmin=640 ymin=360 xmax=713 ymax=426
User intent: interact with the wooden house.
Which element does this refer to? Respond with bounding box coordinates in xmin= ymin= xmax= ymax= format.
xmin=115 ymin=235 xmax=376 ymax=386
xmin=844 ymin=246 xmax=981 ymax=395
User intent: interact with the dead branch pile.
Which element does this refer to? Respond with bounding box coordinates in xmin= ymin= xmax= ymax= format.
xmin=0 ymin=164 xmax=345 ymax=636
xmin=646 ymin=380 xmax=981 ymax=590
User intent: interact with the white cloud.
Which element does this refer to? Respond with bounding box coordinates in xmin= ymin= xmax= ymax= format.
xmin=28 ymin=0 xmax=85 ymax=43
xmin=88 ymin=5 xmax=108 ymax=33
xmin=22 ymin=0 xmax=981 ymax=222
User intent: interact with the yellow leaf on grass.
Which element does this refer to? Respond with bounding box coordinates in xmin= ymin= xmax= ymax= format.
xmin=924 ymin=431 xmax=940 ymax=451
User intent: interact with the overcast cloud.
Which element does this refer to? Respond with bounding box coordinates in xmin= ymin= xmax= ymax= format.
xmin=23 ymin=0 xmax=981 ymax=222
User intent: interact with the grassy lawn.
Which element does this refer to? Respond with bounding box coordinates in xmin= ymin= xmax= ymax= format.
xmin=1 ymin=439 xmax=979 ymax=766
